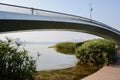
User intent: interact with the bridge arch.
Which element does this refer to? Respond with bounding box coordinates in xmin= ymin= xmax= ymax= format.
xmin=0 ymin=2 xmax=120 ymax=44
xmin=0 ymin=11 xmax=120 ymax=44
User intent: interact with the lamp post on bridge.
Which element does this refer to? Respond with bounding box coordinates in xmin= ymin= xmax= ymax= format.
xmin=31 ymin=7 xmax=34 ymax=15
xmin=89 ymin=0 xmax=93 ymax=21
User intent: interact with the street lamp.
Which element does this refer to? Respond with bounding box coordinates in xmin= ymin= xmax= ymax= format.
xmin=90 ymin=0 xmax=93 ymax=20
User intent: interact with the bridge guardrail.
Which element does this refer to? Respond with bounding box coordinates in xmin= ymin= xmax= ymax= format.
xmin=0 ymin=2 xmax=120 ymax=34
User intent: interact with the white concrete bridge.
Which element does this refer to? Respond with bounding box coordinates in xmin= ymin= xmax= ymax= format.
xmin=0 ymin=3 xmax=120 ymax=44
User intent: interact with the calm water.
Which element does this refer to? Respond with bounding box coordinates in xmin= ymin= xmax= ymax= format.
xmin=24 ymin=43 xmax=78 ymax=71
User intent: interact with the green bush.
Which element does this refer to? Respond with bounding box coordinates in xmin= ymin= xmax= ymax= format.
xmin=55 ymin=42 xmax=77 ymax=54
xmin=76 ymin=39 xmax=116 ymax=66
xmin=55 ymin=42 xmax=85 ymax=55
xmin=0 ymin=38 xmax=36 ymax=80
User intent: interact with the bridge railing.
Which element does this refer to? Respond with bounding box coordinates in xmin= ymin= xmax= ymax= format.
xmin=0 ymin=3 xmax=120 ymax=34
xmin=0 ymin=3 xmax=88 ymax=20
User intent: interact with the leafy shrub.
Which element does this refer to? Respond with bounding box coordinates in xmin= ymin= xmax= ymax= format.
xmin=76 ymin=42 xmax=85 ymax=47
xmin=76 ymin=39 xmax=116 ymax=66
xmin=55 ymin=42 xmax=77 ymax=54
xmin=0 ymin=38 xmax=36 ymax=80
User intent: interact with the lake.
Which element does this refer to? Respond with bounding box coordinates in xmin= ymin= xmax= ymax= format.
xmin=24 ymin=43 xmax=78 ymax=71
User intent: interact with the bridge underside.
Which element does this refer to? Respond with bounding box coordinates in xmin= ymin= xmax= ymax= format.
xmin=0 ymin=11 xmax=120 ymax=44
xmin=0 ymin=20 xmax=120 ymax=43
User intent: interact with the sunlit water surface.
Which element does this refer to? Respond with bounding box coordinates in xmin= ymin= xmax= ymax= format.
xmin=24 ymin=43 xmax=78 ymax=71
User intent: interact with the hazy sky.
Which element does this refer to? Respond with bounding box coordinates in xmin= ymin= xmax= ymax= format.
xmin=0 ymin=31 xmax=100 ymax=42
xmin=0 ymin=0 xmax=119 ymax=42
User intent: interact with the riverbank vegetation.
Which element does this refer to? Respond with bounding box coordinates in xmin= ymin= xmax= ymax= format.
xmin=0 ymin=38 xmax=36 ymax=80
xmin=55 ymin=42 xmax=84 ymax=54
xmin=35 ymin=39 xmax=116 ymax=80
xmin=76 ymin=39 xmax=116 ymax=66
xmin=55 ymin=42 xmax=77 ymax=54
xmin=0 ymin=38 xmax=116 ymax=80
xmin=34 ymin=63 xmax=100 ymax=80
xmin=55 ymin=39 xmax=116 ymax=66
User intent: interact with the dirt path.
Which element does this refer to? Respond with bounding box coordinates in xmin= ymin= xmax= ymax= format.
xmin=81 ymin=53 xmax=120 ymax=80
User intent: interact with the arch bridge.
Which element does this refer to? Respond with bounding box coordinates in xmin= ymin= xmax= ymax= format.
xmin=0 ymin=3 xmax=120 ymax=44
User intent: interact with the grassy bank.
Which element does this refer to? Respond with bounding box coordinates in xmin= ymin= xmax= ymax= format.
xmin=34 ymin=64 xmax=101 ymax=80
xmin=34 ymin=39 xmax=116 ymax=80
